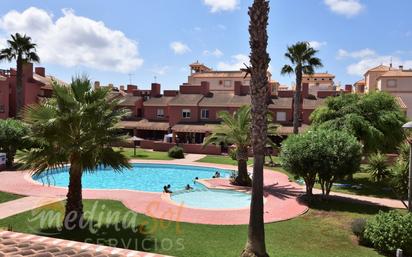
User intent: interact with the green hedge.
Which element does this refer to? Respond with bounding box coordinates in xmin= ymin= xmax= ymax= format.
xmin=168 ymin=146 xmax=184 ymax=159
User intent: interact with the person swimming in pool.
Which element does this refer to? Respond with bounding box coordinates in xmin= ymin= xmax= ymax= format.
xmin=193 ymin=177 xmax=199 ymax=184
xmin=185 ymin=184 xmax=193 ymax=190
xmin=163 ymin=185 xmax=172 ymax=193
xmin=214 ymin=171 xmax=221 ymax=178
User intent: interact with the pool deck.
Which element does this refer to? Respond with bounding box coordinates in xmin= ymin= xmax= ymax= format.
xmin=0 ymin=160 xmax=308 ymax=225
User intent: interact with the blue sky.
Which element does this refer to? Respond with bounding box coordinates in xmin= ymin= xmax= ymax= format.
xmin=0 ymin=0 xmax=411 ymax=90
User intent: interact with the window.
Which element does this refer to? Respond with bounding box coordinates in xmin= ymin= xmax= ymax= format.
xmin=387 ymin=79 xmax=397 ymax=88
xmin=156 ymin=108 xmax=164 ymax=118
xmin=276 ymin=112 xmax=286 ymax=122
xmin=182 ymin=109 xmax=191 ymax=119
xmin=201 ymin=109 xmax=209 ymax=119
xmin=224 ymin=80 xmax=232 ymax=87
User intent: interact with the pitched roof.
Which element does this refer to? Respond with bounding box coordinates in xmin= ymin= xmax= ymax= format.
xmin=168 ymin=94 xmax=204 ymax=106
xmin=143 ymin=96 xmax=174 ymax=107
xmin=268 ymin=97 xmax=292 ymax=109
xmin=199 ymin=92 xmax=250 ymax=107
xmin=33 ymin=74 xmax=67 ymax=89
xmin=365 ymin=65 xmax=391 ymax=75
xmin=303 ymin=73 xmax=335 ymax=78
xmin=378 ymin=70 xmax=412 ymax=78
xmin=354 ymin=79 xmax=366 ymax=85
xmin=117 ymin=94 xmax=142 ymax=106
xmin=118 ymin=119 xmax=170 ymax=131
xmin=172 ymin=124 xmax=218 ymax=133
xmin=303 ymin=98 xmax=326 ymax=110
xmin=191 ymin=71 xmax=247 ymax=78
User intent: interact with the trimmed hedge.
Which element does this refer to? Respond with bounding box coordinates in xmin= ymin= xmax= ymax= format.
xmin=362 ymin=211 xmax=412 ymax=255
xmin=168 ymin=146 xmax=184 ymax=159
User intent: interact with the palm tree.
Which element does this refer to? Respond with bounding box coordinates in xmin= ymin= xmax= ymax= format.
xmin=281 ymin=41 xmax=322 ymax=134
xmin=366 ymin=152 xmax=390 ymax=182
xmin=241 ymin=0 xmax=270 ymax=256
xmin=0 ymin=33 xmax=40 ymax=114
xmin=21 ymin=76 xmax=130 ymax=229
xmin=204 ymin=105 xmax=276 ymax=187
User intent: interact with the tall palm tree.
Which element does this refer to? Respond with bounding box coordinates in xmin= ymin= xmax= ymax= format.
xmin=21 ymin=76 xmax=130 ymax=229
xmin=0 ymin=33 xmax=40 ymax=114
xmin=241 ymin=0 xmax=270 ymax=256
xmin=281 ymin=41 xmax=322 ymax=134
xmin=204 ymin=105 xmax=277 ymax=187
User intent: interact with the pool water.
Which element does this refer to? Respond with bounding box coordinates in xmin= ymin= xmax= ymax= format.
xmin=33 ymin=163 xmax=232 ymax=192
xmin=172 ymin=189 xmax=251 ymax=209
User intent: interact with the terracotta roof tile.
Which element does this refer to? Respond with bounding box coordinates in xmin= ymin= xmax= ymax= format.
xmin=144 ymin=96 xmax=174 ymax=107
xmin=269 ymin=97 xmax=292 ymax=109
xmin=199 ymin=92 xmax=250 ymax=107
xmin=379 ymin=70 xmax=412 ymax=78
xmin=168 ymin=94 xmax=204 ymax=106
xmin=303 ymin=98 xmax=326 ymax=109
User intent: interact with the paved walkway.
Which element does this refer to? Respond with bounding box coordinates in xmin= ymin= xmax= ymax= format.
xmin=0 ymin=196 xmax=64 ymax=219
xmin=0 ymin=160 xmax=308 ymax=225
xmin=0 ymin=230 xmax=173 ymax=257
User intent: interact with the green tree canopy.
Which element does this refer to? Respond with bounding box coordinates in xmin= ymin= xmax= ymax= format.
xmin=21 ymin=76 xmax=130 ymax=229
xmin=0 ymin=119 xmax=30 ymax=167
xmin=280 ymin=129 xmax=362 ymax=196
xmin=310 ymin=92 xmax=407 ymax=153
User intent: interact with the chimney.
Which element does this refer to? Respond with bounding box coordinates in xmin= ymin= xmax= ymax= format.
xmin=22 ymin=62 xmax=33 ymax=80
xmin=200 ymin=81 xmax=210 ymax=96
xmin=119 ymin=85 xmax=125 ymax=91
xmin=127 ymin=84 xmax=138 ymax=93
xmin=34 ymin=67 xmax=45 ymax=77
xmin=399 ymin=65 xmax=404 ymax=71
xmin=150 ymin=83 xmax=161 ymax=97
xmin=234 ymin=81 xmax=242 ymax=96
xmin=302 ymin=83 xmax=309 ymax=99
xmin=94 ymin=81 xmax=100 ymax=89
xmin=345 ymin=84 xmax=352 ymax=93
xmin=164 ymin=90 xmax=178 ymax=97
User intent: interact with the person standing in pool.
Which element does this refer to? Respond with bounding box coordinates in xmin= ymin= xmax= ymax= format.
xmin=185 ymin=184 xmax=193 ymax=190
xmin=193 ymin=177 xmax=199 ymax=184
xmin=163 ymin=185 xmax=172 ymax=193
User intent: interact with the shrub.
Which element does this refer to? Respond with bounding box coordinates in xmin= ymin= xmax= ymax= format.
xmin=351 ymin=218 xmax=367 ymax=237
xmin=390 ymin=159 xmax=409 ymax=199
xmin=168 ymin=146 xmax=184 ymax=159
xmin=366 ymin=152 xmax=390 ymax=182
xmin=363 ymin=211 xmax=412 ymax=255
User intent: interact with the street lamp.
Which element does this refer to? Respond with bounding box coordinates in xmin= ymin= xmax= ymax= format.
xmin=130 ymin=136 xmax=142 ymax=156
xmin=402 ymin=121 xmax=412 ymax=212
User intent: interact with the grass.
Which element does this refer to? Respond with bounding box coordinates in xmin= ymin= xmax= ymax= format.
xmin=115 ymin=147 xmax=173 ymax=160
xmin=197 ymin=155 xmax=252 ymax=166
xmin=0 ymin=191 xmax=22 ymax=204
xmin=0 ymin=198 xmax=387 ymax=257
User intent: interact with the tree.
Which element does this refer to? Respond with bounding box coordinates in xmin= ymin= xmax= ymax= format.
xmin=0 ymin=33 xmax=40 ymax=113
xmin=241 ymin=0 xmax=270 ymax=256
xmin=281 ymin=129 xmax=362 ymax=197
xmin=0 ymin=119 xmax=30 ymax=167
xmin=366 ymin=152 xmax=390 ymax=182
xmin=204 ymin=105 xmax=277 ymax=186
xmin=21 ymin=76 xmax=130 ymax=229
xmin=310 ymin=92 xmax=406 ymax=153
xmin=281 ymin=41 xmax=323 ymax=134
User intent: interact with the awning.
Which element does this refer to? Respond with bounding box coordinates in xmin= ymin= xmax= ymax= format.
xmin=172 ymin=124 xmax=218 ymax=133
xmin=118 ymin=120 xmax=170 ymax=131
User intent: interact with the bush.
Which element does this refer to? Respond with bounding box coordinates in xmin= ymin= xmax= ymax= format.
xmin=363 ymin=211 xmax=412 ymax=255
xmin=366 ymin=152 xmax=390 ymax=182
xmin=351 ymin=218 xmax=367 ymax=237
xmin=168 ymin=146 xmax=184 ymax=159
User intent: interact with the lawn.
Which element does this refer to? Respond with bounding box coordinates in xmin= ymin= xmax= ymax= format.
xmin=0 ymin=198 xmax=387 ymax=257
xmin=199 ymin=155 xmax=400 ymax=200
xmin=115 ymin=147 xmax=173 ymax=160
xmin=0 ymin=191 xmax=22 ymax=204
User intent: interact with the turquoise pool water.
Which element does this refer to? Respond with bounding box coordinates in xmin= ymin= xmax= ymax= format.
xmin=172 ymin=189 xmax=251 ymax=209
xmin=33 ymin=163 xmax=232 ymax=192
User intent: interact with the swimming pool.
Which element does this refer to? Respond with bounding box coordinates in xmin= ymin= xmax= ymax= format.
xmin=32 ymin=163 xmax=233 ymax=192
xmin=171 ymin=189 xmax=251 ymax=209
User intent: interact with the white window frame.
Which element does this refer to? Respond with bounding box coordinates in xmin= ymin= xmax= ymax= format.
xmin=387 ymin=79 xmax=397 ymax=88
xmin=156 ymin=108 xmax=164 ymax=118
xmin=201 ymin=109 xmax=209 ymax=119
xmin=182 ymin=109 xmax=191 ymax=119
xmin=276 ymin=111 xmax=287 ymax=122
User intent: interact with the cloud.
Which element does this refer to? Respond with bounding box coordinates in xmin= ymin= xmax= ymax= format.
xmin=203 ymin=48 xmax=223 ymax=57
xmin=0 ymin=7 xmax=143 ymax=73
xmin=150 ymin=65 xmax=169 ymax=76
xmin=338 ymin=48 xmax=412 ymax=76
xmin=337 ymin=48 xmax=376 ymax=59
xmin=324 ymin=0 xmax=364 ymax=17
xmin=203 ymin=0 xmax=239 ymax=13
xmin=217 ymin=54 xmax=249 ymax=70
xmin=170 ymin=41 xmax=191 ymax=55
xmin=309 ymin=41 xmax=327 ymax=50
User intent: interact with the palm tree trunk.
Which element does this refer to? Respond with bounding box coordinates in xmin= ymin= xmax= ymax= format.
xmin=16 ymin=55 xmax=24 ymax=115
xmin=235 ymin=156 xmax=251 ymax=186
xmin=293 ymin=67 xmax=302 ymax=134
xmin=242 ymin=0 xmax=270 ymax=256
xmin=64 ymin=161 xmax=84 ymax=230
